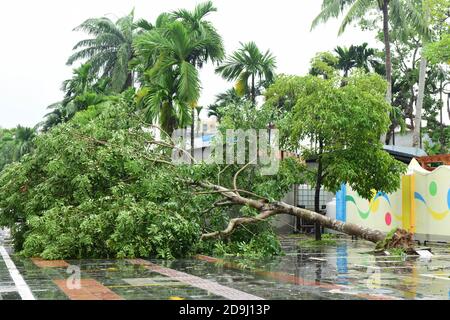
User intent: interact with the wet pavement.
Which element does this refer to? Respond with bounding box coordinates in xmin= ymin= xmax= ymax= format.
xmin=1 ymin=230 xmax=449 ymax=300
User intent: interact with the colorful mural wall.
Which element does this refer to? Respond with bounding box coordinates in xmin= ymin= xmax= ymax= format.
xmin=336 ymin=159 xmax=450 ymax=241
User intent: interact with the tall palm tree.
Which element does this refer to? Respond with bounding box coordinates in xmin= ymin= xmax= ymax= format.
xmin=412 ymin=1 xmax=432 ymax=148
xmin=134 ymin=2 xmax=224 ymax=141
xmin=216 ymin=42 xmax=277 ymax=105
xmin=171 ymin=1 xmax=224 ymax=68
xmin=171 ymin=1 xmax=224 ymax=156
xmin=67 ymin=10 xmax=137 ymax=93
xmin=312 ymin=0 xmax=426 ymax=104
xmin=134 ymin=19 xmax=219 ymax=136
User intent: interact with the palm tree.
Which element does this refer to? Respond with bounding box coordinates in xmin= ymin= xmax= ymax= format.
xmin=335 ymin=46 xmax=356 ymax=77
xmin=61 ymin=63 xmax=95 ymax=105
xmin=171 ymin=1 xmax=225 ymax=156
xmin=412 ymin=1 xmax=433 ymax=148
xmin=335 ymin=43 xmax=382 ymax=77
xmin=39 ymin=102 xmax=67 ymax=132
xmin=67 ymin=10 xmax=137 ymax=93
xmin=133 ymin=21 xmax=204 ymax=135
xmin=216 ymin=42 xmax=277 ymax=105
xmin=208 ymin=88 xmax=244 ymax=121
xmin=171 ymin=1 xmax=224 ymax=68
xmin=13 ymin=126 xmax=36 ymax=160
xmin=134 ymin=3 xmax=224 ymax=139
xmin=312 ymin=0 xmax=426 ymax=104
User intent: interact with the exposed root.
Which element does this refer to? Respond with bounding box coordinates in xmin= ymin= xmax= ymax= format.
xmin=377 ymin=228 xmax=416 ymax=254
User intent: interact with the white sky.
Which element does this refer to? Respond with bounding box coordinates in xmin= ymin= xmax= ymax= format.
xmin=0 ymin=0 xmax=380 ymax=129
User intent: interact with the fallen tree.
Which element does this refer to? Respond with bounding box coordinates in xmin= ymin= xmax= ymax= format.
xmin=0 ymin=99 xmax=415 ymax=259
xmin=190 ymin=180 xmax=416 ymax=253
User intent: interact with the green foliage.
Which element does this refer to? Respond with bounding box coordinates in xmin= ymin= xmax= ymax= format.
xmin=269 ymin=70 xmax=406 ymax=199
xmin=375 ymin=228 xmax=397 ymax=250
xmin=0 ymin=95 xmax=302 ymax=259
xmin=425 ymin=34 xmax=450 ymax=64
xmin=207 ymin=231 xmax=282 ymax=259
xmin=67 ymin=10 xmax=137 ymax=93
xmin=133 ymin=2 xmax=224 ymax=135
xmin=216 ymin=41 xmax=277 ymax=103
xmin=1 ymin=99 xmax=198 ymax=259
xmin=309 ymin=52 xmax=339 ymax=79
xmin=0 ymin=126 xmax=36 ymax=172
xmin=298 ymin=233 xmax=338 ymax=246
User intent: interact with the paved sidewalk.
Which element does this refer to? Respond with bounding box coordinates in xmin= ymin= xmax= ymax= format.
xmin=0 ymin=235 xmax=449 ymax=300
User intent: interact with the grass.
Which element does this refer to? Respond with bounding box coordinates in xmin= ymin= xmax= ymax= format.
xmin=297 ymin=233 xmax=338 ymax=247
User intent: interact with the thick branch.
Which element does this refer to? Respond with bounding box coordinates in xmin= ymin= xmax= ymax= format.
xmin=197 ymin=181 xmax=386 ymax=244
xmin=201 ymin=210 xmax=278 ymax=240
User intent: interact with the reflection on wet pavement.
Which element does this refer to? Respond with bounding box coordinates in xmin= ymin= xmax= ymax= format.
xmin=1 ymin=234 xmax=449 ymax=300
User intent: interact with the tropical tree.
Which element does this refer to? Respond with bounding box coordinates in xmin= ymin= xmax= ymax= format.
xmin=216 ymin=42 xmax=277 ymax=105
xmin=134 ymin=2 xmax=224 ymax=139
xmin=269 ymin=71 xmax=405 ymax=240
xmin=13 ymin=126 xmax=36 ymax=160
xmin=412 ymin=0 xmax=448 ymax=147
xmin=0 ymin=126 xmax=36 ymax=171
xmin=0 ymin=129 xmax=17 ymax=171
xmin=171 ymin=1 xmax=225 ymax=156
xmin=335 ymin=43 xmax=383 ymax=77
xmin=67 ymin=10 xmax=137 ymax=93
xmin=39 ymin=64 xmax=110 ymax=131
xmin=207 ymin=88 xmax=244 ymax=121
xmin=312 ymin=0 xmax=426 ymax=104
xmin=61 ymin=63 xmax=97 ymax=105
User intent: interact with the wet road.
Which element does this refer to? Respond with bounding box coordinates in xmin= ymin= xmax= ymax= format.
xmin=1 ymin=232 xmax=449 ymax=300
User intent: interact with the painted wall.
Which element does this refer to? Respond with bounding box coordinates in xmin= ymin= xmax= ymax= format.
xmin=336 ymin=161 xmax=450 ymax=241
xmin=413 ymin=165 xmax=450 ymax=239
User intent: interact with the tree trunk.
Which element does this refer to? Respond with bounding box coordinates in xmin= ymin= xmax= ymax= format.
xmin=382 ymin=0 xmax=392 ymax=105
xmin=124 ymin=72 xmax=134 ymax=91
xmin=412 ymin=55 xmax=427 ymax=148
xmin=439 ymin=81 xmax=445 ymax=152
xmin=314 ymin=140 xmax=323 ymax=241
xmin=191 ymin=107 xmax=195 ymax=159
xmin=384 ymin=120 xmax=398 ymax=145
xmin=251 ymin=73 xmax=256 ymax=105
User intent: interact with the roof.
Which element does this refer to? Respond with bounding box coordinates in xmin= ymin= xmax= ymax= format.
xmin=382 ymin=145 xmax=428 ymax=163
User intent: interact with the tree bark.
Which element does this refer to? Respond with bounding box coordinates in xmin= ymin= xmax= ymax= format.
xmin=124 ymin=72 xmax=134 ymax=91
xmin=382 ymin=0 xmax=392 ymax=105
xmin=314 ymin=139 xmax=323 ymax=241
xmin=412 ymin=55 xmax=427 ymax=148
xmin=251 ymin=73 xmax=256 ymax=105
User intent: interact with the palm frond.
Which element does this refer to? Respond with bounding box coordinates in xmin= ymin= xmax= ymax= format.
xmin=339 ymin=0 xmax=376 ymax=35
xmin=178 ymin=61 xmax=200 ymax=104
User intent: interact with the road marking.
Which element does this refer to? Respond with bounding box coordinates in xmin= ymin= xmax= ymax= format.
xmin=0 ymin=246 xmax=35 ymax=300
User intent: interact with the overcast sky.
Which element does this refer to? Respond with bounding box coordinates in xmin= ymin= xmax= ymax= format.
xmin=0 ymin=0 xmax=380 ymax=129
